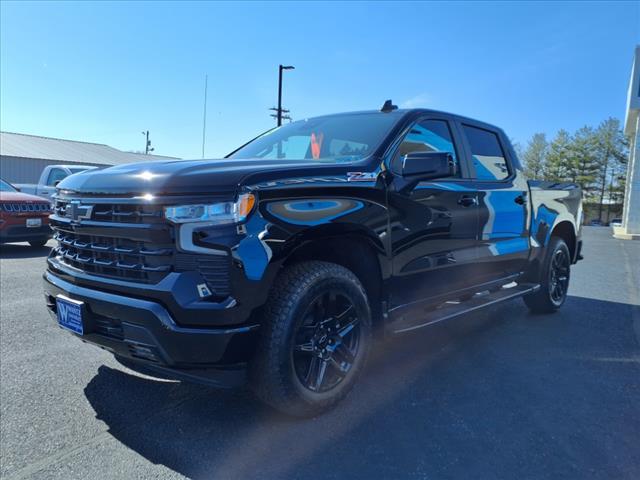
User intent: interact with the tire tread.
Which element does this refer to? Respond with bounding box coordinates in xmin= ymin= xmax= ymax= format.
xmin=524 ymin=236 xmax=570 ymax=314
xmin=251 ymin=261 xmax=370 ymax=417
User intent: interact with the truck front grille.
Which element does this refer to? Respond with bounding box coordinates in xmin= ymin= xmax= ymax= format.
xmin=50 ymin=198 xmax=232 ymax=294
xmin=53 ymin=230 xmax=174 ymax=283
xmin=54 ymin=201 xmax=164 ymax=224
xmin=2 ymin=203 xmax=51 ymax=212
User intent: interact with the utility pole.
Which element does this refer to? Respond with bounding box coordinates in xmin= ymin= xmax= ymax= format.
xmin=269 ymin=64 xmax=294 ymax=126
xmin=142 ymin=130 xmax=154 ymax=155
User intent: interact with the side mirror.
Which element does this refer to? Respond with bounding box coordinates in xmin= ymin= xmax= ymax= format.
xmin=401 ymin=151 xmax=456 ymax=181
xmin=14 ymin=186 xmax=21 ymax=192
xmin=54 ymin=180 xmax=61 ymax=187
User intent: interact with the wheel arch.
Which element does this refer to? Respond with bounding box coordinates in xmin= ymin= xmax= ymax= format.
xmin=279 ymin=225 xmax=389 ymax=335
xmin=550 ymin=220 xmax=577 ymax=261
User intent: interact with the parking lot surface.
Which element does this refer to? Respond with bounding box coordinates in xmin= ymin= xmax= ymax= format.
xmin=1 ymin=227 xmax=639 ymax=480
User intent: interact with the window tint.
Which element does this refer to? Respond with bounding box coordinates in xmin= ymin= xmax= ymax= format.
xmin=46 ymin=168 xmax=68 ymax=186
xmin=462 ymin=125 xmax=509 ymax=180
xmin=230 ymin=112 xmax=401 ymax=162
xmin=395 ymin=119 xmax=459 ymax=176
xmin=258 ymin=135 xmax=311 ymax=159
xmin=329 ymin=139 xmax=369 ymax=158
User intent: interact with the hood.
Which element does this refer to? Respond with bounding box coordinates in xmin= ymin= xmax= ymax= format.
xmin=0 ymin=191 xmax=50 ymax=203
xmin=57 ymin=158 xmax=355 ymax=196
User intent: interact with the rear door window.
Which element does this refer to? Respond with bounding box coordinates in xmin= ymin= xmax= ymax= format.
xmin=462 ymin=125 xmax=509 ymax=181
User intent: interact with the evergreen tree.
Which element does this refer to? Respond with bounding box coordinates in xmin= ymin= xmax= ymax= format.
xmin=522 ymin=133 xmax=548 ymax=180
xmin=544 ymin=130 xmax=572 ymax=182
xmin=567 ymin=126 xmax=599 ymax=199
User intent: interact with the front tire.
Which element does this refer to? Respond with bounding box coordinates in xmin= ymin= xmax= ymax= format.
xmin=524 ymin=237 xmax=571 ymax=314
xmin=251 ymin=261 xmax=372 ymax=417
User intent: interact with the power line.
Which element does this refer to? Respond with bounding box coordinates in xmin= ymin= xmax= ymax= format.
xmin=269 ymin=108 xmax=291 ymax=123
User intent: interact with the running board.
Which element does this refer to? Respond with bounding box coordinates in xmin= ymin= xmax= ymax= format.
xmin=389 ymin=283 xmax=541 ymax=334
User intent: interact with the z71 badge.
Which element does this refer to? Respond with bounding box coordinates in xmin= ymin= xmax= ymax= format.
xmin=347 ymin=172 xmax=378 ymax=182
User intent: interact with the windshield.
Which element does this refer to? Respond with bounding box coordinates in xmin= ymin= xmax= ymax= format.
xmin=229 ymin=112 xmax=402 ymax=162
xmin=0 ymin=179 xmax=17 ymax=192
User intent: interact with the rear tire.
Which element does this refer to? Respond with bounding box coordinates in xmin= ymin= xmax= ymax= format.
xmin=250 ymin=261 xmax=372 ymax=417
xmin=524 ymin=237 xmax=571 ymax=314
xmin=28 ymin=238 xmax=48 ymax=248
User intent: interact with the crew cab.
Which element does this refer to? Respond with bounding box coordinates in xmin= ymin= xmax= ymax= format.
xmin=16 ymin=164 xmax=97 ymax=200
xmin=43 ymin=104 xmax=583 ymax=416
xmin=1 ymin=179 xmax=53 ymax=247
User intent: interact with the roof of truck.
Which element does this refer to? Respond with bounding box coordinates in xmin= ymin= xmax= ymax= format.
xmin=300 ymin=108 xmax=505 ymax=134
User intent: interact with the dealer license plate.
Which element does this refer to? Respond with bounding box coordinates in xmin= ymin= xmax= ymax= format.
xmin=56 ymin=296 xmax=84 ymax=335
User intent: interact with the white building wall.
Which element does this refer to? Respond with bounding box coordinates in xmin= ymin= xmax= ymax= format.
xmin=617 ymin=47 xmax=640 ymax=239
xmin=621 ymin=117 xmax=640 ymax=234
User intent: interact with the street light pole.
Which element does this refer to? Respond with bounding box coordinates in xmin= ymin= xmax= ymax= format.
xmin=276 ymin=64 xmax=294 ymax=126
xmin=277 ymin=66 xmax=283 ymax=127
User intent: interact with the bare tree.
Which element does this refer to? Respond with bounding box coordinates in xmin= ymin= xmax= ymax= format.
xmin=594 ymin=118 xmax=628 ymax=221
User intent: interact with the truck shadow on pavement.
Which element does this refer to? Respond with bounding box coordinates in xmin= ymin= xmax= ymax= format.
xmin=0 ymin=243 xmax=53 ymax=259
xmin=83 ymin=295 xmax=640 ymax=480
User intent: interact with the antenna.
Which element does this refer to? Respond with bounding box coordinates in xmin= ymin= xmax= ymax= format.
xmin=201 ymin=74 xmax=208 ymax=159
xmin=380 ymin=99 xmax=398 ymax=113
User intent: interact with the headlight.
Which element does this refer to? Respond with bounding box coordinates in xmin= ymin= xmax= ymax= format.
xmin=164 ymin=193 xmax=256 ymax=225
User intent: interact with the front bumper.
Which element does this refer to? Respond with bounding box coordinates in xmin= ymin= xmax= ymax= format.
xmin=0 ymin=223 xmax=51 ymax=243
xmin=43 ymin=271 xmax=259 ymax=387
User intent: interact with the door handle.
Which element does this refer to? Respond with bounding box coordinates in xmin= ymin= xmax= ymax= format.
xmin=514 ymin=194 xmax=526 ymax=205
xmin=457 ymin=195 xmax=477 ymax=207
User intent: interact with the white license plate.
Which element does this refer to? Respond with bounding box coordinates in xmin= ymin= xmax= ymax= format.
xmin=26 ymin=218 xmax=42 ymax=228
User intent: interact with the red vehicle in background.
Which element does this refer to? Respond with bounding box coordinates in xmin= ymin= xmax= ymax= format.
xmin=0 ymin=179 xmax=52 ymax=248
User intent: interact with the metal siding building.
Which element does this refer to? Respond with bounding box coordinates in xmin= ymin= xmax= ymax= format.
xmin=0 ymin=132 xmax=179 ymax=184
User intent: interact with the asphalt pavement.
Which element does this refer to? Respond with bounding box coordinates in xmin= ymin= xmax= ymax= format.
xmin=1 ymin=227 xmax=638 ymax=480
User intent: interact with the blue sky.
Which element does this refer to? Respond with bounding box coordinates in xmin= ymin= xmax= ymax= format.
xmin=1 ymin=1 xmax=638 ymax=159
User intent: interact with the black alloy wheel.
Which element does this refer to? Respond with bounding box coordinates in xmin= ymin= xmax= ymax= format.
xmin=524 ymin=236 xmax=571 ymax=313
xmin=292 ymin=291 xmax=361 ymax=393
xmin=549 ymin=247 xmax=570 ymax=305
xmin=251 ymin=261 xmax=372 ymax=417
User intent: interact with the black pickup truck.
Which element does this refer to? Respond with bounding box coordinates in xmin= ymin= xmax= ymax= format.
xmin=44 ymin=103 xmax=583 ymax=416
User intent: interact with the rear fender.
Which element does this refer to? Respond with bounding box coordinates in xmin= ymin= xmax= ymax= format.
xmin=529 ymin=183 xmax=581 ymax=250
xmin=526 ymin=184 xmax=581 ymax=281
